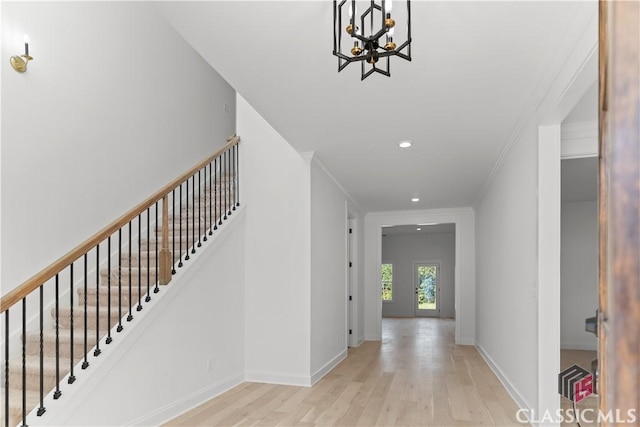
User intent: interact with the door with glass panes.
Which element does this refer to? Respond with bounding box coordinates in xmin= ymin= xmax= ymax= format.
xmin=414 ymin=262 xmax=440 ymax=317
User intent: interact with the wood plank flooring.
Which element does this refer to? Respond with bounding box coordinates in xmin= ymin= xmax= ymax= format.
xmin=165 ymin=318 xmax=524 ymax=426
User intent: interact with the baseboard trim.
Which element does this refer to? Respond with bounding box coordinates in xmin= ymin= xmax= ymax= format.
xmin=475 ymin=343 xmax=534 ymax=425
xmin=245 ymin=370 xmax=312 ymax=387
xmin=128 ymin=372 xmax=245 ymax=426
xmin=310 ymin=349 xmax=347 ymax=386
xmin=560 ymin=342 xmax=598 ymax=351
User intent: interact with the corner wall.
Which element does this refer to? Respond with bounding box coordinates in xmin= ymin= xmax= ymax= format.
xmin=475 ymin=120 xmax=539 ymax=411
xmin=237 ymin=94 xmax=312 ymax=385
xmin=310 ymin=160 xmax=348 ymax=380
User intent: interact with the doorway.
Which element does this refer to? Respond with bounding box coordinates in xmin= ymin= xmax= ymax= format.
xmin=380 ymin=224 xmax=454 ymax=319
xmin=414 ymin=262 xmax=440 ymax=317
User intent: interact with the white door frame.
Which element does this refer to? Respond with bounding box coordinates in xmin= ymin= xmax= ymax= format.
xmin=536 ymin=12 xmax=598 ymax=422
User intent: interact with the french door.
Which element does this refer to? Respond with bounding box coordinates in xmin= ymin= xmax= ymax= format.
xmin=414 ymin=262 xmax=440 ymax=317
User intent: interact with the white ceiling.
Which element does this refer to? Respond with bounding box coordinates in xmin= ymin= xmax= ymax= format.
xmin=159 ymin=1 xmax=597 ymax=212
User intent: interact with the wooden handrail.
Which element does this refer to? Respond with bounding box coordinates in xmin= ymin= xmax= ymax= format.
xmin=0 ymin=135 xmax=240 ymax=313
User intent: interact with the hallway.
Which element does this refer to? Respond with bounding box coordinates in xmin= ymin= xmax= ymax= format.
xmin=166 ymin=318 xmax=522 ymax=426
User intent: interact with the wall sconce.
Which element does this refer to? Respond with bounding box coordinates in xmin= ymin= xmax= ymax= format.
xmin=10 ymin=35 xmax=33 ymax=73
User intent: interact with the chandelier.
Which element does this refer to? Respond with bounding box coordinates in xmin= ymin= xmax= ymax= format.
xmin=333 ymin=0 xmax=412 ymax=80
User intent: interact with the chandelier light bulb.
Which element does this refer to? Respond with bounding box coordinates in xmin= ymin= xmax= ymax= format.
xmin=387 ymin=0 xmax=393 ymax=12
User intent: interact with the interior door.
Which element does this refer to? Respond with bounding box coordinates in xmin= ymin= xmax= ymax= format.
xmin=598 ymin=1 xmax=640 ymax=420
xmin=414 ymin=262 xmax=440 ymax=317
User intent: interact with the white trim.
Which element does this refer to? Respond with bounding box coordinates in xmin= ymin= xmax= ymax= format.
xmin=244 ymin=370 xmax=312 ymax=387
xmin=538 ymin=125 xmax=562 ymax=425
xmin=560 ymin=342 xmax=598 ymax=351
xmin=128 ymin=372 xmax=244 ymax=426
xmin=561 ymin=121 xmax=598 ymax=159
xmin=310 ymin=349 xmax=348 ymax=386
xmin=476 ymin=343 xmax=534 ymax=426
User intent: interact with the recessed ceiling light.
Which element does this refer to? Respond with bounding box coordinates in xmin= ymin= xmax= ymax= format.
xmin=416 ymin=227 xmax=422 ymax=231
xmin=398 ymin=140 xmax=412 ymax=148
xmin=411 ymin=197 xmax=420 ymax=202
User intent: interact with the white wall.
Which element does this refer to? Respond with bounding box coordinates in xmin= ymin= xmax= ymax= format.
xmin=33 ymin=210 xmax=247 ymax=426
xmin=561 ymin=201 xmax=598 ymax=350
xmin=475 ymin=120 xmax=539 ymax=412
xmin=237 ymin=94 xmax=312 ymax=385
xmin=1 ymin=2 xmax=236 ymax=296
xmin=381 ymin=232 xmax=455 ymax=318
xmin=309 ymin=160 xmax=348 ymax=380
xmin=364 ymin=208 xmax=475 ymax=344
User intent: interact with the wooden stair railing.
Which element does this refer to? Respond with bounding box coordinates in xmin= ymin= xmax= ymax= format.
xmin=0 ymin=135 xmax=240 ymax=427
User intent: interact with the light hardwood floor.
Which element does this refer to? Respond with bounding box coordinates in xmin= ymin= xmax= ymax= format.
xmin=166 ymin=318 xmax=525 ymax=426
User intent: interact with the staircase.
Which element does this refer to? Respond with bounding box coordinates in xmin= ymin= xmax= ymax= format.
xmin=1 ymin=138 xmax=239 ymax=427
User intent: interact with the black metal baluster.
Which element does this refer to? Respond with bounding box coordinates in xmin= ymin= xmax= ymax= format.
xmin=54 ymin=274 xmax=61 ymax=398
xmin=39 ymin=291 xmax=49 ymax=411
xmin=146 ymin=208 xmax=151 ymax=302
xmin=155 ymin=201 xmax=160 ymax=293
xmin=233 ymin=144 xmax=237 ymax=211
xmin=68 ymin=264 xmax=76 ymax=384
xmin=4 ymin=311 xmax=9 ymax=427
xmin=192 ymin=174 xmax=197 ymax=252
xmin=95 ymin=244 xmax=101 ymax=356
xmin=208 ymin=162 xmax=213 ymax=236
xmin=228 ymin=148 xmax=232 ymax=216
xmin=38 ymin=285 xmax=45 ymax=416
xmin=137 ymin=214 xmax=142 ymax=312
xmin=178 ymin=185 xmax=183 ymax=268
xmin=117 ymin=230 xmax=123 ymax=333
xmin=224 ymin=150 xmax=229 ymax=220
xmin=236 ymin=143 xmax=240 ymax=207
xmin=82 ymin=254 xmax=88 ymax=369
xmin=107 ymin=237 xmax=113 ymax=344
xmin=198 ymin=170 xmax=202 ymax=247
xmin=185 ymin=178 xmax=190 ymax=261
xmin=21 ymin=298 xmax=27 ymax=427
xmin=203 ymin=164 xmax=209 ymax=241
xmin=127 ymin=222 xmax=133 ymax=321
xmin=216 ymin=157 xmax=220 ymax=228
xmin=172 ymin=189 xmax=177 ymax=274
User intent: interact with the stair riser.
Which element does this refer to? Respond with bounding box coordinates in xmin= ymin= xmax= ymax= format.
xmin=54 ymin=311 xmax=125 ymax=331
xmin=8 ymin=369 xmax=63 ymax=393
xmin=78 ymin=288 xmax=147 ymax=308
xmin=25 ymin=335 xmax=98 ymax=360
xmin=99 ymin=273 xmax=158 ymax=287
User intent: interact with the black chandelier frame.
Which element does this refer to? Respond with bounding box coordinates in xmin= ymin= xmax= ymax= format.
xmin=333 ymin=0 xmax=412 ymax=80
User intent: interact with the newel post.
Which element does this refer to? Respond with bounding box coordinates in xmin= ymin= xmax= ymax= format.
xmin=159 ymin=194 xmax=172 ymax=285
